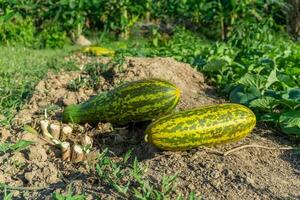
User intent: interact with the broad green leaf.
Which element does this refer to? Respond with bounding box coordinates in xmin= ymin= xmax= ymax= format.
xmin=279 ymin=99 xmax=300 ymax=110
xmin=282 ymin=88 xmax=300 ymax=100
xmin=279 ymin=111 xmax=300 ymax=139
xmin=277 ymin=74 xmax=297 ymax=88
xmin=285 ymin=67 xmax=300 ymax=75
xmin=229 ymin=85 xmax=261 ymax=105
xmin=280 ymin=89 xmax=300 ymax=109
xmin=250 ymin=96 xmax=279 ymax=111
xmin=237 ymin=73 xmax=266 ymax=90
xmin=264 ymin=90 xmax=281 ymax=99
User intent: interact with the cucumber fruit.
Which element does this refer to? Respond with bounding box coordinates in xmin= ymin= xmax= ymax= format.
xmin=145 ymin=103 xmax=256 ymax=150
xmin=63 ymin=79 xmax=180 ymax=125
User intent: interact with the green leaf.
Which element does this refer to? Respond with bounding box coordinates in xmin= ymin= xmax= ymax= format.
xmin=265 ymin=68 xmax=279 ymax=88
xmin=0 ymin=140 xmax=34 ymax=154
xmin=0 ymin=143 xmax=11 ymax=154
xmin=11 ymin=140 xmax=35 ymax=152
xmin=259 ymin=58 xmax=274 ymax=66
xmin=229 ymin=85 xmax=261 ymax=105
xmin=188 ymin=191 xmax=197 ymax=200
xmin=280 ymin=89 xmax=300 ymax=110
xmin=279 ymin=99 xmax=300 ymax=110
xmin=282 ymin=88 xmax=300 ymax=100
xmin=123 ymin=149 xmax=132 ymax=163
xmin=237 ymin=73 xmax=266 ymax=90
xmin=277 ymin=74 xmax=297 ymax=88
xmin=259 ymin=113 xmax=280 ymax=122
xmin=285 ymin=67 xmax=300 ymax=75
xmin=264 ymin=90 xmax=281 ymax=99
xmin=3 ymin=190 xmax=13 ymax=200
xmin=250 ymin=96 xmax=279 ymax=111
xmin=279 ymin=111 xmax=300 ymax=139
xmin=69 ymin=0 xmax=77 ymax=9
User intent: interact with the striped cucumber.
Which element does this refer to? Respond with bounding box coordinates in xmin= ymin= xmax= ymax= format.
xmin=145 ymin=103 xmax=256 ymax=150
xmin=63 ymin=79 xmax=180 ymax=125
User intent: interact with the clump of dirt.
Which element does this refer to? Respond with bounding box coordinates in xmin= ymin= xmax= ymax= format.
xmin=2 ymin=55 xmax=299 ymax=199
xmin=123 ymin=57 xmax=220 ymax=109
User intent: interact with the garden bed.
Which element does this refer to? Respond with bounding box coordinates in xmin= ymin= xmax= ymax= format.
xmin=1 ymin=55 xmax=299 ymax=199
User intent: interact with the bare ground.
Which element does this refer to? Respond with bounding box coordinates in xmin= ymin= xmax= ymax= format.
xmin=1 ymin=55 xmax=299 ymax=199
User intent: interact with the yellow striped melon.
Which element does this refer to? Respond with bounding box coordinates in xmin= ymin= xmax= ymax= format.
xmin=144 ymin=103 xmax=256 ymax=150
xmin=63 ymin=79 xmax=180 ymax=125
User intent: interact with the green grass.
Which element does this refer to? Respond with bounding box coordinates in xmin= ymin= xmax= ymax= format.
xmin=0 ymin=46 xmax=78 ymax=127
xmin=0 ymin=140 xmax=34 ymax=154
xmin=2 ymin=188 xmax=13 ymax=200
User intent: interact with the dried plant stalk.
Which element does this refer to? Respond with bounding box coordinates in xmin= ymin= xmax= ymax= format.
xmin=81 ymin=135 xmax=93 ymax=147
xmin=49 ymin=124 xmax=61 ymax=139
xmin=71 ymin=144 xmax=84 ymax=163
xmin=61 ymin=142 xmax=71 ymax=161
xmin=61 ymin=126 xmax=72 ymax=140
xmin=40 ymin=120 xmax=52 ymax=138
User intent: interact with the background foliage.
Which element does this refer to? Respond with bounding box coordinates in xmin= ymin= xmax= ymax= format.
xmin=0 ymin=0 xmax=290 ymax=45
xmin=0 ymin=0 xmax=299 ymax=138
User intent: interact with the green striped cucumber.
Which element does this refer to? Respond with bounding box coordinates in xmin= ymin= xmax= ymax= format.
xmin=63 ymin=79 xmax=180 ymax=125
xmin=145 ymin=103 xmax=256 ymax=150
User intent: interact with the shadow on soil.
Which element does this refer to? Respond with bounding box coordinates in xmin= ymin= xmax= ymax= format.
xmin=94 ymin=121 xmax=161 ymax=161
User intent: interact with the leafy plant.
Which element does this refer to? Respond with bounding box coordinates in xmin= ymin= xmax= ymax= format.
xmin=0 ymin=17 xmax=36 ymax=46
xmin=101 ymin=22 xmax=299 ymax=140
xmin=38 ymin=25 xmax=70 ymax=48
xmin=0 ymin=0 xmax=290 ymax=46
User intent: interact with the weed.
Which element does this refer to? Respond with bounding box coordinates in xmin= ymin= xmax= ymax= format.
xmin=0 ymin=140 xmax=34 ymax=154
xmin=51 ymin=184 xmax=87 ymax=200
xmin=2 ymin=187 xmax=13 ymax=200
xmin=95 ymin=149 xmax=199 ymax=199
xmin=67 ymin=53 xmax=126 ymax=91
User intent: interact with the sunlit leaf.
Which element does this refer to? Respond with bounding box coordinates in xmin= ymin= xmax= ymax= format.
xmin=250 ymin=96 xmax=279 ymax=111
xmin=237 ymin=73 xmax=266 ymax=90
xmin=265 ymin=68 xmax=279 ymax=88
xmin=285 ymin=67 xmax=300 ymax=75
xmin=279 ymin=111 xmax=300 ymax=139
